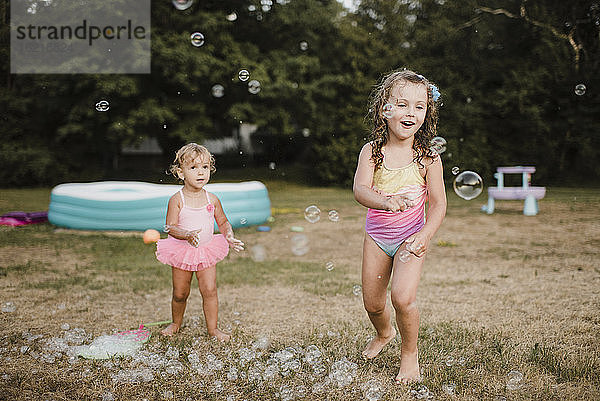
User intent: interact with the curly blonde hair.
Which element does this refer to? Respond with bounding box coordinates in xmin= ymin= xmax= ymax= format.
xmin=367 ymin=69 xmax=439 ymax=170
xmin=168 ymin=143 xmax=216 ymax=179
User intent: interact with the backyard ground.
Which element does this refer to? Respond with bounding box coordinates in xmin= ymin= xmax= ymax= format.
xmin=0 ymin=183 xmax=598 ymax=400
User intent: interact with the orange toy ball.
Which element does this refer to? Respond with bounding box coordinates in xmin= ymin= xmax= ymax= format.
xmin=143 ymin=229 xmax=161 ymax=244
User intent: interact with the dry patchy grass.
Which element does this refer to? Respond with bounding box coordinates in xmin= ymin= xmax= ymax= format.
xmin=0 ymin=187 xmax=599 ymax=400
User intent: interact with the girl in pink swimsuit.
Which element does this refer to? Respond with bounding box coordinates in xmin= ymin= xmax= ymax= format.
xmin=353 ymin=70 xmax=447 ymax=384
xmin=156 ymin=143 xmax=244 ymax=341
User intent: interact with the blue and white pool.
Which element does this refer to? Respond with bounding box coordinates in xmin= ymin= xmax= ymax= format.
xmin=48 ymin=181 xmax=271 ymax=231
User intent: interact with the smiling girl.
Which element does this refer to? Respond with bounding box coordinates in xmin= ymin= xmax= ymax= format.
xmin=353 ymin=69 xmax=447 ymax=384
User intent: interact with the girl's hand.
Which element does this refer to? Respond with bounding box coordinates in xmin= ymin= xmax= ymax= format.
xmin=404 ymin=232 xmax=430 ymax=258
xmin=185 ymin=229 xmax=202 ymax=247
xmin=226 ymin=233 xmax=244 ymax=252
xmin=384 ymin=195 xmax=414 ymax=212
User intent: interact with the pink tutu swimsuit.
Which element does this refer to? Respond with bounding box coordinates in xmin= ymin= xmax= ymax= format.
xmin=365 ymin=155 xmax=427 ymax=257
xmin=156 ymin=189 xmax=229 ymax=271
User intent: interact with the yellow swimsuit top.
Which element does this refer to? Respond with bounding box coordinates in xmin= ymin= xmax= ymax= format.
xmin=372 ymin=158 xmax=425 ymax=194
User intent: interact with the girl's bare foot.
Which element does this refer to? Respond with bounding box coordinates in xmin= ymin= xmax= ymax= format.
xmin=395 ymin=349 xmax=422 ymax=385
xmin=209 ymin=329 xmax=231 ymax=343
xmin=160 ymin=323 xmax=179 ymax=337
xmin=362 ymin=326 xmax=397 ymax=359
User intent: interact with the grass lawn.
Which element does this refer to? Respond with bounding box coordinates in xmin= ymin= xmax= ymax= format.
xmin=0 ymin=182 xmax=599 ymax=400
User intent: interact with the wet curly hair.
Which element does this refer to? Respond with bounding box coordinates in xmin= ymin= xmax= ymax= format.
xmin=168 ymin=143 xmax=216 ymax=179
xmin=367 ymin=69 xmax=440 ymax=170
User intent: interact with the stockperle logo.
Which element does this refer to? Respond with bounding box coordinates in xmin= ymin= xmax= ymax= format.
xmin=11 ymin=0 xmax=151 ymax=74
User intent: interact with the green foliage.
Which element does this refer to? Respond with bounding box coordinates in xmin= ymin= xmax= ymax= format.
xmin=1 ymin=0 xmax=598 ymax=186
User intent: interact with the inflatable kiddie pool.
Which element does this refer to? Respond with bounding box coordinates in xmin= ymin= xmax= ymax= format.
xmin=48 ymin=181 xmax=271 ymax=231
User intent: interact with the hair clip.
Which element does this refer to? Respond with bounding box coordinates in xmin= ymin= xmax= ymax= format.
xmin=430 ymin=84 xmax=441 ymax=102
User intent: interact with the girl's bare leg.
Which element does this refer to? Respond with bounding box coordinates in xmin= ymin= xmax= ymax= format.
xmin=361 ymin=235 xmax=397 ymax=359
xmin=390 ymin=245 xmax=425 ymax=384
xmin=162 ymin=267 xmax=193 ymax=336
xmin=196 ymin=267 xmax=230 ymax=342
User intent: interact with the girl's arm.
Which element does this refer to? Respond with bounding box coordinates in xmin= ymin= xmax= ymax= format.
xmin=210 ymin=193 xmax=244 ymax=252
xmin=353 ymin=143 xmax=411 ymax=212
xmin=405 ymin=155 xmax=447 ymax=256
xmin=163 ymin=193 xmax=201 ymax=244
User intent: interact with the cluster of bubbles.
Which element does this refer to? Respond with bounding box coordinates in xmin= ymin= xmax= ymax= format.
xmin=16 ymin=327 xmax=92 ymax=365
xmin=304 ymin=205 xmax=340 ymax=224
xmin=95 ymin=100 xmax=110 ymax=112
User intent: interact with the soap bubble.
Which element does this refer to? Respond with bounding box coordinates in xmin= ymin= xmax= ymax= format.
xmin=325 ymin=261 xmax=335 ymax=271
xmin=95 ymin=100 xmax=110 ymax=112
xmin=240 ymin=217 xmax=248 ymax=225
xmin=574 ymin=83 xmax=586 ymax=96
xmin=226 ymin=12 xmax=238 ymax=21
xmin=251 ymin=245 xmax=266 ymax=262
xmin=211 ymin=84 xmax=224 ymax=98
xmin=363 ymin=379 xmax=385 ymax=401
xmin=382 ymin=103 xmax=394 ymax=119
xmin=352 ymin=284 xmax=361 ymax=296
xmin=299 ymin=41 xmax=308 ymax=51
xmin=302 ymin=128 xmax=311 ymax=137
xmin=445 ymin=355 xmax=455 ymax=367
xmin=172 ymin=0 xmax=193 ymax=10
xmin=453 ymin=170 xmax=483 ymax=200
xmin=442 ymin=382 xmax=456 ymax=395
xmin=304 ymin=205 xmax=321 ymax=223
xmin=269 ymin=162 xmax=276 ymax=170
xmin=452 ymin=166 xmax=460 ymax=175
xmin=507 ymin=369 xmax=524 ymax=390
xmin=238 ymin=69 xmax=250 ymax=82
xmin=328 ymin=210 xmax=339 ymax=222
xmin=1 ymin=302 xmax=16 ymax=313
xmin=190 ymin=32 xmax=205 ymax=47
xmin=409 ymin=385 xmax=433 ymax=399
xmin=252 ymin=336 xmax=270 ymax=350
xmin=430 ymin=136 xmax=447 ymax=154
xmin=102 ymin=391 xmax=115 ymax=401
xmin=291 ymin=234 xmax=309 ymax=256
xmin=248 ymin=79 xmax=261 ymax=94
xmin=60 ymin=323 xmax=70 ymax=330
xmin=398 ymin=250 xmax=411 ymax=263
xmin=507 ymin=370 xmax=523 ymax=382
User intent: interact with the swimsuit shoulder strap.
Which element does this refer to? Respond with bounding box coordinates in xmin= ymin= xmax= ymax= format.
xmin=205 ymin=190 xmax=211 ymax=204
xmin=179 ymin=189 xmax=185 ymax=207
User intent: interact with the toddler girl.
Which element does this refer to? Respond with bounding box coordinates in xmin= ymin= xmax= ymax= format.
xmin=353 ymin=69 xmax=447 ymax=383
xmin=156 ymin=143 xmax=244 ymax=341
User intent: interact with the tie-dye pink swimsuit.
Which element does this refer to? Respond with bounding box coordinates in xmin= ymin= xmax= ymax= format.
xmin=365 ymin=157 xmax=427 ymax=257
